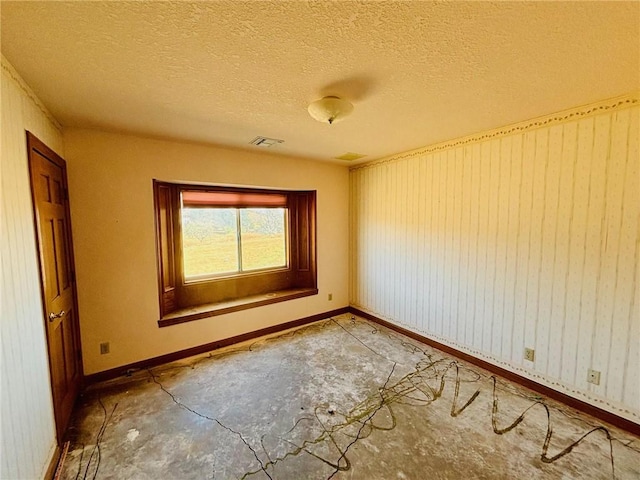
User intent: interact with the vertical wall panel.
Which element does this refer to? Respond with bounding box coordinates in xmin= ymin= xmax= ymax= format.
xmin=369 ymin=167 xmax=378 ymax=314
xmin=502 ymin=136 xmax=519 ymax=362
xmin=548 ymin=122 xmax=576 ymax=380
xmin=538 ymin=125 xmax=562 ymax=374
xmin=1 ymin=57 xmax=64 ymax=480
xmin=409 ymin=158 xmax=419 ymax=327
xmin=419 ymin=156 xmax=429 ymax=332
xmin=527 ymin=129 xmax=549 ymax=367
xmin=350 ymin=96 xmax=639 ymax=422
xmin=427 ymin=154 xmax=437 ymax=331
xmin=593 ymin=110 xmax=627 ymax=398
xmin=399 ymin=159 xmax=410 ymax=325
xmin=493 ymin=138 xmax=509 ymax=358
xmin=477 ymin=142 xmax=490 ymax=351
xmin=485 ymin=139 xmax=500 ymax=354
xmin=620 ymin=108 xmax=639 ymax=410
xmin=446 ymin=149 xmax=457 ymax=335
xmin=465 ymin=145 xmax=479 ymax=346
xmin=513 ymin=132 xmax=535 ymax=366
xmin=391 ymin=162 xmax=399 ymax=320
xmin=458 ymin=146 xmax=471 ymax=343
xmin=562 ymin=118 xmax=594 ymax=386
xmin=606 ymin=109 xmax=635 ymax=402
xmin=451 ymin=147 xmax=463 ymax=341
xmin=577 ymin=115 xmax=610 ymax=393
xmin=442 ymin=150 xmax=453 ymax=338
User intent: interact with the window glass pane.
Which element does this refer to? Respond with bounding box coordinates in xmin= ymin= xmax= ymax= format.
xmin=240 ymin=208 xmax=287 ymax=271
xmin=181 ymin=208 xmax=238 ymax=278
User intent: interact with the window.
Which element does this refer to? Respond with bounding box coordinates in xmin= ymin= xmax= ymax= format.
xmin=154 ymin=182 xmax=317 ymax=325
xmin=180 ymin=191 xmax=288 ymax=279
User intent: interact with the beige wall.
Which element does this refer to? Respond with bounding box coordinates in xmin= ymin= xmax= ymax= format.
xmin=350 ymin=95 xmax=639 ymax=423
xmin=63 ymin=129 xmax=350 ymax=375
xmin=1 ymin=57 xmax=65 ymax=480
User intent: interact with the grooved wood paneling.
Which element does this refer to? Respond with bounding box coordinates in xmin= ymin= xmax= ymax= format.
xmin=1 ymin=57 xmax=64 ymax=479
xmin=350 ymin=97 xmax=639 ymax=422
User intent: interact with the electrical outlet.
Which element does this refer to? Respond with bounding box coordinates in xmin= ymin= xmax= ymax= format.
xmin=587 ymin=369 xmax=601 ymax=385
xmin=328 ymin=293 xmax=333 ymax=301
xmin=524 ymin=348 xmax=535 ymax=362
xmin=100 ymin=342 xmax=110 ymax=355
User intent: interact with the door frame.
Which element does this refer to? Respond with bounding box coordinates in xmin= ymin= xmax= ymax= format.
xmin=27 ymin=131 xmax=84 ymax=444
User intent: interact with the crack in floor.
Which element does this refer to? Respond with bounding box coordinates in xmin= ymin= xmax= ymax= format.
xmin=215 ymin=420 xmax=274 ymax=480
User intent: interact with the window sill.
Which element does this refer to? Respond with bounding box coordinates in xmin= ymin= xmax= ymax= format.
xmin=157 ymin=287 xmax=318 ymax=327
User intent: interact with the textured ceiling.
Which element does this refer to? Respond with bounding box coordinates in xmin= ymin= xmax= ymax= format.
xmin=1 ymin=1 xmax=638 ymax=164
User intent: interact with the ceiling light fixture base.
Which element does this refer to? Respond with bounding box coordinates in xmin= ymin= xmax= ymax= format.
xmin=308 ymin=96 xmax=353 ymax=124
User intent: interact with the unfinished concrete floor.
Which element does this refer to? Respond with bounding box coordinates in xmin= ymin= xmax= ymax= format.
xmin=61 ymin=314 xmax=640 ymax=479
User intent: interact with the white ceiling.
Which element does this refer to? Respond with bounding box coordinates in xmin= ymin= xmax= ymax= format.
xmin=1 ymin=1 xmax=638 ymax=164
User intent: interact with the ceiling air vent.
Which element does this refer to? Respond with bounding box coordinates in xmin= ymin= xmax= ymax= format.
xmin=335 ymin=152 xmax=366 ymax=161
xmin=249 ymin=136 xmax=284 ymax=147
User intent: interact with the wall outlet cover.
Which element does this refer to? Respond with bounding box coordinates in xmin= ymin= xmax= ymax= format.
xmin=587 ymin=369 xmax=601 ymax=385
xmin=524 ymin=348 xmax=535 ymax=362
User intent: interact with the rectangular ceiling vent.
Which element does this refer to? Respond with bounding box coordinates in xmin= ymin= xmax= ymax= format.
xmin=335 ymin=152 xmax=366 ymax=161
xmin=249 ymin=136 xmax=284 ymax=147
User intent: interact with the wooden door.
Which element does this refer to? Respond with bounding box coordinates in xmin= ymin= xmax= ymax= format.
xmin=27 ymin=132 xmax=83 ymax=443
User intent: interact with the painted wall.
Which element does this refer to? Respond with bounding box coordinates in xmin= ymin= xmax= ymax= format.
xmin=1 ymin=58 xmax=65 ymax=479
xmin=350 ymin=95 xmax=639 ymax=423
xmin=63 ymin=129 xmax=349 ymax=375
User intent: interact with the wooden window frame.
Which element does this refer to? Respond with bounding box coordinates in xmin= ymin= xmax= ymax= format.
xmin=154 ymin=181 xmax=317 ymax=326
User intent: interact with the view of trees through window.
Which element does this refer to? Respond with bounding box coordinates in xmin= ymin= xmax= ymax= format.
xmin=181 ymin=207 xmax=287 ymax=279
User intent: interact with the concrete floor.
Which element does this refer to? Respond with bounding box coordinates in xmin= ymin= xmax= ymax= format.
xmin=61 ymin=315 xmax=640 ymax=479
